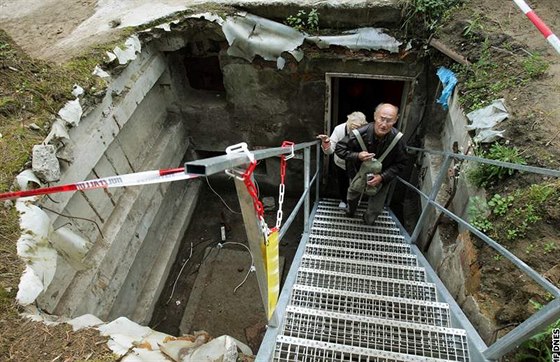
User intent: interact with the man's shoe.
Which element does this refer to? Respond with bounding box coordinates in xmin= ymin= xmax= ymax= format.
xmin=338 ymin=201 xmax=347 ymax=209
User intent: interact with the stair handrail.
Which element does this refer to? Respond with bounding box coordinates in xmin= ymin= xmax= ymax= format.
xmin=399 ymin=146 xmax=560 ymax=360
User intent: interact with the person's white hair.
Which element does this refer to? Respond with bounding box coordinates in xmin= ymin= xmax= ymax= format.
xmin=346 ymin=111 xmax=367 ymax=131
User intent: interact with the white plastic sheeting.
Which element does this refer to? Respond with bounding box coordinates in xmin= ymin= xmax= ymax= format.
xmin=306 ymin=27 xmax=402 ymax=53
xmin=15 ymin=200 xmax=57 ymax=305
xmin=223 ymin=13 xmax=305 ymax=68
xmin=466 ymin=99 xmax=509 ymax=143
xmin=57 ymin=98 xmax=83 ymax=126
xmin=110 ymin=35 xmax=142 ymax=65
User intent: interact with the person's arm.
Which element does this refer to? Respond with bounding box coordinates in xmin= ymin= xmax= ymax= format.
xmin=335 ymin=133 xmax=360 ymax=162
xmin=327 ymin=125 xmax=345 ymax=156
xmin=316 ymin=134 xmax=332 ymax=154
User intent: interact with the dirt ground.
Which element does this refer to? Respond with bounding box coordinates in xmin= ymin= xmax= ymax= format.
xmin=149 ymin=175 xmax=304 ymax=352
xmin=1 ymin=0 xmax=560 ymax=360
xmin=432 ymin=0 xmax=560 ymax=354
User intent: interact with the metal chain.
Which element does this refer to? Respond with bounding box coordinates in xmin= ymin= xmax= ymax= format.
xmin=242 ymin=160 xmax=270 ymax=239
xmin=275 ymin=141 xmax=294 ymax=230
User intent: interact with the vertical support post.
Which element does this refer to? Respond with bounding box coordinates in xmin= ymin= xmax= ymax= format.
xmin=233 ymin=177 xmax=268 ymax=316
xmin=315 ymin=143 xmax=320 ymax=205
xmin=303 ymin=147 xmax=311 ymax=234
xmin=409 ymin=155 xmax=452 ymax=245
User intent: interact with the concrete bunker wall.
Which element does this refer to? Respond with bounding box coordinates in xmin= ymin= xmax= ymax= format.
xmin=418 ymin=88 xmax=496 ymax=343
xmin=34 ymin=22 xmax=427 ymax=326
xmin=37 ymin=44 xmax=201 ymax=323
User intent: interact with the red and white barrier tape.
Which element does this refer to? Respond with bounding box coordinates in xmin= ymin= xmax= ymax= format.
xmin=513 ymin=0 xmax=560 ymax=55
xmin=0 ymin=167 xmax=198 ymax=201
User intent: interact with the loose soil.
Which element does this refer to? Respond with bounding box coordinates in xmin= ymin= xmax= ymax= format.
xmin=0 ymin=0 xmax=559 ymax=360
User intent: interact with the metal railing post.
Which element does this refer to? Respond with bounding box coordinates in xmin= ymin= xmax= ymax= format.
xmin=483 ymin=299 xmax=560 ymax=360
xmin=409 ymin=155 xmax=452 ymax=245
xmin=315 ymin=143 xmax=320 ymax=205
xmin=303 ymin=147 xmax=311 ymax=234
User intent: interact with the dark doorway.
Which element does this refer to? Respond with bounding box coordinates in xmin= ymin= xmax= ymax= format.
xmin=323 ymin=76 xmax=406 ymax=201
xmin=332 ymin=77 xmax=404 ymax=131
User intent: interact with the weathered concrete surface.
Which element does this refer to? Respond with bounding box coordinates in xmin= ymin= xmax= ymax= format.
xmin=0 ymin=0 xmax=402 ymax=61
xmin=423 ymin=90 xmax=496 ymax=345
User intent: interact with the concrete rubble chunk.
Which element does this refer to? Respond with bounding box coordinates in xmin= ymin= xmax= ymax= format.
xmin=32 ymin=144 xmax=61 ymax=182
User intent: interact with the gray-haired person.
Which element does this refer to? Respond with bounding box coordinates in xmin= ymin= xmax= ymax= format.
xmin=317 ymin=111 xmax=368 ymax=209
xmin=335 ymin=103 xmax=407 ymax=225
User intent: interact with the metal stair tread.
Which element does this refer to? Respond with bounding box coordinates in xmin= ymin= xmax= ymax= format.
xmin=304 ymin=244 xmax=418 ymax=266
xmin=314 ymin=213 xmax=397 ymax=227
xmin=274 ymin=335 xmax=464 ymax=362
xmin=295 ymin=269 xmax=438 ymax=301
xmin=289 ymin=284 xmax=451 ymax=327
xmin=313 ymin=219 xmax=402 ymax=234
xmin=312 ymin=226 xmax=404 ymax=240
xmin=278 ymin=308 xmax=469 ymax=361
xmin=308 ymin=234 xmax=409 ymax=253
xmin=301 ymin=254 xmax=426 ymax=282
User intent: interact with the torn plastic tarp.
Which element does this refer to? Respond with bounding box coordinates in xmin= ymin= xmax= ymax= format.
xmin=306 ymin=28 xmax=402 ymax=53
xmin=436 ymin=67 xmax=457 ymax=110
xmin=222 ymin=13 xmax=305 ymax=68
xmin=58 ymin=98 xmax=83 ymax=126
xmin=44 ymin=119 xmax=70 ymax=145
xmin=466 ymin=98 xmax=508 ymax=143
xmin=109 ymin=35 xmax=141 ymax=65
xmin=15 ymin=201 xmax=57 ymax=305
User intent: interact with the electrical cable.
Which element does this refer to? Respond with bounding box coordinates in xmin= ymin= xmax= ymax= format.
xmin=166 ymin=241 xmax=193 ymax=304
xmin=218 ymin=242 xmax=255 ymax=294
xmin=205 ymin=176 xmax=242 ymax=214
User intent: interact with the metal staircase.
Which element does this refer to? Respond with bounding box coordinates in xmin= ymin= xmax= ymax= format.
xmin=271 ymin=199 xmax=470 ymax=361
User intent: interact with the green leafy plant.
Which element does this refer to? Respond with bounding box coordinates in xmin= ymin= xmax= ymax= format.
xmin=286 ymin=9 xmax=320 ymax=32
xmin=468 ymin=143 xmax=527 ymax=188
xmin=467 ymin=196 xmax=493 ymax=232
xmin=522 ymin=53 xmax=549 ymax=79
xmin=543 ymin=241 xmax=556 ymax=254
xmin=402 ymin=0 xmax=463 ymax=35
xmin=493 ymin=254 xmax=503 ymax=261
xmin=487 ymin=194 xmax=514 ymax=216
xmin=515 ymin=319 xmax=560 ymax=362
xmin=462 ymin=15 xmax=483 ymax=39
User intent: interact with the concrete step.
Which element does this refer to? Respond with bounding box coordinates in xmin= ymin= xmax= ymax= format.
xmin=51 ymin=117 xmax=189 ymax=318
xmin=109 ymin=176 xmax=201 ymax=323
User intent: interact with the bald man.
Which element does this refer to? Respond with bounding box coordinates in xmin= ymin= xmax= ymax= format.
xmin=335 ymin=103 xmax=407 ymax=225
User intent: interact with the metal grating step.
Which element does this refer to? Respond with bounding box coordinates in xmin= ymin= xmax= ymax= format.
xmin=274 ymin=335 xmax=452 ymax=362
xmin=308 ymin=235 xmax=408 ymax=253
xmin=295 ymin=269 xmax=437 ymax=301
xmin=314 ymin=213 xmax=396 ymax=228
xmin=290 ymin=285 xmax=451 ymax=327
xmin=280 ymin=308 xmax=469 ymax=361
xmin=305 ymin=244 xmax=418 ymax=266
xmin=312 ymin=226 xmax=404 ymax=241
xmin=301 ymin=255 xmax=426 ymax=282
xmin=313 ymin=219 xmax=402 ymax=235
